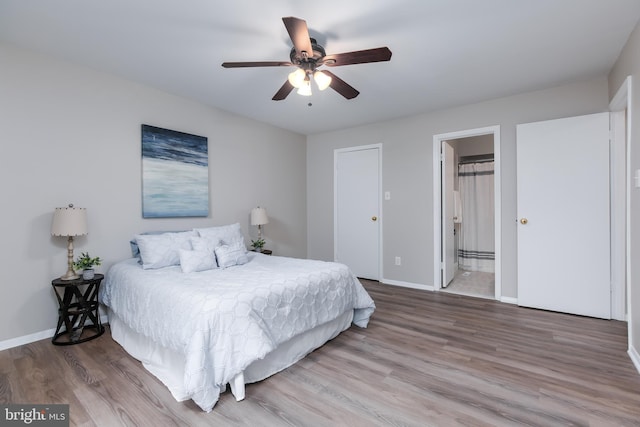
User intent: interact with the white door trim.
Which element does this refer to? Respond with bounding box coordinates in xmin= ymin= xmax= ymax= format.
xmin=609 ymin=76 xmax=631 ymax=326
xmin=334 ymin=144 xmax=383 ymax=280
xmin=610 ymin=110 xmax=627 ymax=321
xmin=433 ymin=126 xmax=502 ymax=300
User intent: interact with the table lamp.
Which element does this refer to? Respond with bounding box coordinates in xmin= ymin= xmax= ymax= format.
xmin=250 ymin=206 xmax=269 ymax=240
xmin=51 ymin=204 xmax=88 ymax=280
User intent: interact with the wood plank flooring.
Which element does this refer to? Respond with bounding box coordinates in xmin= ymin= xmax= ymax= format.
xmin=2 ymin=280 xmax=640 ymax=426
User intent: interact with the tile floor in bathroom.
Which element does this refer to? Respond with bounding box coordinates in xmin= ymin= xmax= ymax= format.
xmin=442 ymin=268 xmax=495 ymax=299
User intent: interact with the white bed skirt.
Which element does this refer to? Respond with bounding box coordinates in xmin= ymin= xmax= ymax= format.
xmin=107 ymin=308 xmax=354 ymax=404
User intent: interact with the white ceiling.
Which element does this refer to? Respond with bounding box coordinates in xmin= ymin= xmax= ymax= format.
xmin=2 ymin=0 xmax=640 ymax=135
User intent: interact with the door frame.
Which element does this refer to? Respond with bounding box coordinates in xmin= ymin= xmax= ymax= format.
xmin=334 ymin=144 xmax=383 ymax=280
xmin=432 ymin=126 xmax=502 ymax=300
xmin=442 ymin=141 xmax=457 ymax=286
xmin=609 ymin=76 xmax=631 ymax=323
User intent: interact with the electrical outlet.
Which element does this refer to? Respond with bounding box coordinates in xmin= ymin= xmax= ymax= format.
xmin=395 ymin=256 xmax=401 ymax=266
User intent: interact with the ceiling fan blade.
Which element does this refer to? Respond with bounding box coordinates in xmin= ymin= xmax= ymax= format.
xmin=222 ymin=61 xmax=292 ymax=68
xmin=322 ymin=71 xmax=359 ymax=99
xmin=282 ymin=17 xmax=313 ymax=58
xmin=272 ymin=81 xmax=295 ymax=101
xmin=323 ymin=47 xmax=392 ymax=67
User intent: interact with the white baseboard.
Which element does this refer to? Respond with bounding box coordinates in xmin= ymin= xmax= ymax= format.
xmin=0 ymin=328 xmax=56 ymax=352
xmin=629 ymin=345 xmax=640 ymax=375
xmin=380 ymin=278 xmax=518 ymax=303
xmin=0 ymin=314 xmax=109 ymax=352
xmin=381 ymin=278 xmax=434 ymax=292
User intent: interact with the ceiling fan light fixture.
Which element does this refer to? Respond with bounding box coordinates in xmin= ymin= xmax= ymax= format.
xmin=314 ymin=70 xmax=332 ymax=91
xmin=222 ymin=17 xmax=391 ymax=101
xmin=297 ymin=79 xmax=312 ymax=96
xmin=287 ymin=68 xmax=306 ymax=88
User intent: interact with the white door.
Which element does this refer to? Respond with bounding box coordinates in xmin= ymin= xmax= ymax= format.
xmin=335 ymin=146 xmax=380 ymax=280
xmin=442 ymin=141 xmax=456 ymax=286
xmin=516 ymin=113 xmax=610 ymax=319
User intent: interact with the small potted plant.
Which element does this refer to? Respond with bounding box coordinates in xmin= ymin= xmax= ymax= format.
xmin=74 ymin=252 xmax=102 ymax=280
xmin=251 ymin=238 xmax=265 ymax=253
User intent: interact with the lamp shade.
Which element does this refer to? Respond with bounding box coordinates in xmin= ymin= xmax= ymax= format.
xmin=250 ymin=207 xmax=269 ymax=226
xmin=314 ymin=70 xmax=332 ymax=91
xmin=51 ymin=205 xmax=88 ymax=237
xmin=287 ymin=68 xmax=306 ymax=88
xmin=296 ymin=79 xmax=312 ymax=96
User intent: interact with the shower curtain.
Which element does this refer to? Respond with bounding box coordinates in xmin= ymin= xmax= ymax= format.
xmin=458 ymin=161 xmax=494 ymax=272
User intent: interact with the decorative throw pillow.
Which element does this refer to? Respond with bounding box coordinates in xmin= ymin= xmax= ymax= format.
xmin=214 ymin=240 xmax=249 ymax=268
xmin=177 ymin=236 xmax=220 ymax=273
xmin=179 ymin=248 xmax=217 ymax=273
xmin=134 ymin=230 xmax=197 ymax=269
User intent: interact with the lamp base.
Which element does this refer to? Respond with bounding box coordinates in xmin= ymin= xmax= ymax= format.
xmin=60 ymin=236 xmax=79 ymax=280
xmin=60 ymin=270 xmax=79 ymax=281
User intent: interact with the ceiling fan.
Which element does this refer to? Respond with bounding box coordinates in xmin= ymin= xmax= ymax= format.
xmin=221 ymin=16 xmax=392 ymax=101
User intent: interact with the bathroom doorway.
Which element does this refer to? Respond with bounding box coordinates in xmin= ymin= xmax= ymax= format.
xmin=433 ymin=126 xmax=501 ymax=300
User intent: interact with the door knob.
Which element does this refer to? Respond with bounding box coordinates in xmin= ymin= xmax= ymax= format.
xmin=371 ymin=216 xmax=377 ymax=221
xmin=520 ymin=218 xmax=528 ymax=225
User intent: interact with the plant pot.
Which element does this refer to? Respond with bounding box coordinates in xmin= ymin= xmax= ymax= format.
xmin=82 ymin=269 xmax=95 ymax=280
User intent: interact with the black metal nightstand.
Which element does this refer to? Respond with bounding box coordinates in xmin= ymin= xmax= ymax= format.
xmin=51 ymin=274 xmax=105 ymax=345
xmin=252 ymin=249 xmax=272 ymax=255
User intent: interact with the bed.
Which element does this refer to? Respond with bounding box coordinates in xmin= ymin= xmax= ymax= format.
xmin=98 ymin=224 xmax=375 ymax=412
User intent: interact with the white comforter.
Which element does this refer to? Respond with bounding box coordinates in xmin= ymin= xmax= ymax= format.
xmin=99 ymin=253 xmax=375 ymax=411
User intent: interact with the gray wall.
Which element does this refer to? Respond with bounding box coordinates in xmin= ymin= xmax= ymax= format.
xmin=609 ymin=20 xmax=640 ymax=363
xmin=307 ymin=78 xmax=610 ymax=299
xmin=0 ymin=43 xmax=307 ymax=344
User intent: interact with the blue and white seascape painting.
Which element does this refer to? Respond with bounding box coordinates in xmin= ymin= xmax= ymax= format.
xmin=141 ymin=125 xmax=209 ymax=218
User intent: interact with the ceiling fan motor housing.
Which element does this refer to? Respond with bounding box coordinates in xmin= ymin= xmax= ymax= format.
xmin=289 ymin=38 xmax=329 ymax=70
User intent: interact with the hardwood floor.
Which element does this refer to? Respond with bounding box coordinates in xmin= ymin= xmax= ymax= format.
xmin=2 ymin=280 xmax=640 ymax=426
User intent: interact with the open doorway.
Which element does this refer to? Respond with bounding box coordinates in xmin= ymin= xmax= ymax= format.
xmin=445 ymin=135 xmax=495 ymax=298
xmin=433 ymin=126 xmax=501 ymax=300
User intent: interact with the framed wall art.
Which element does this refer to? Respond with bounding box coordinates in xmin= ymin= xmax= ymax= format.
xmin=141 ymin=124 xmax=209 ymax=218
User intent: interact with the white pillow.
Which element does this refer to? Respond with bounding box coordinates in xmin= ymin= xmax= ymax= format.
xmin=215 ymin=241 xmax=249 ymax=268
xmin=195 ymin=223 xmax=246 ymax=248
xmin=179 ymin=248 xmax=217 ymax=273
xmin=190 ymin=235 xmax=220 ymax=254
xmin=130 ymin=230 xmax=186 ymax=259
xmin=178 ymin=236 xmax=220 ymax=273
xmin=134 ymin=230 xmax=197 ymax=269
